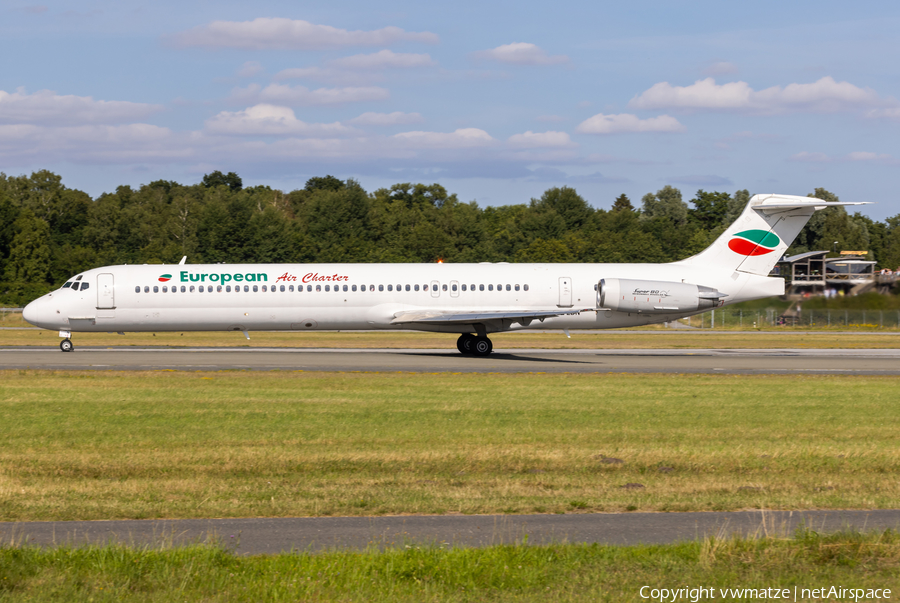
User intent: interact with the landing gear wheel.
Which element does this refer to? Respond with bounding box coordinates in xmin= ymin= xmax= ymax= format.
xmin=472 ymin=336 xmax=493 ymax=356
xmin=456 ymin=333 xmax=476 ymax=355
xmin=60 ymin=339 xmax=74 ymax=353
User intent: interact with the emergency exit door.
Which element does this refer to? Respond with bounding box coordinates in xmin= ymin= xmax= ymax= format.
xmin=97 ymin=273 xmax=115 ymax=309
xmin=558 ymin=277 xmax=572 ymax=307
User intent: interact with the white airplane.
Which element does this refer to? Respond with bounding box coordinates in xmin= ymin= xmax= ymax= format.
xmin=22 ymin=194 xmax=866 ymax=354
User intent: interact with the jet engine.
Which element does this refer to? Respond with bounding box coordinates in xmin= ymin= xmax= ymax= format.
xmin=598 ymin=278 xmax=725 ymax=314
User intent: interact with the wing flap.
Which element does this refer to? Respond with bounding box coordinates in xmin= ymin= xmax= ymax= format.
xmin=391 ymin=308 xmax=590 ymax=327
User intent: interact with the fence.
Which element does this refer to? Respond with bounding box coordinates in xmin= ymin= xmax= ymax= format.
xmin=682 ymin=309 xmax=900 ymax=329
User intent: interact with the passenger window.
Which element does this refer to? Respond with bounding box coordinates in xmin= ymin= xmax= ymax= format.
xmin=252 ymin=285 xmax=257 ymax=292
xmin=379 ymin=284 xmax=384 ymax=291
xmin=414 ymin=284 xmax=420 ymax=292
xmin=479 ymin=284 xmax=484 ymax=291
xmin=144 ymin=286 xmax=150 ymax=293
xmin=506 ymin=284 xmax=511 ymax=291
xmin=226 ymin=285 xmax=231 ymax=292
xmin=316 ymin=285 xmax=321 ymax=292
xmin=370 ymin=285 xmax=375 ymax=292
xmin=443 ymin=284 xmax=448 ymax=291
xmin=497 ymin=284 xmax=501 ymax=291
xmin=181 ymin=286 xmax=186 ymax=293
xmin=261 ymin=285 xmax=267 ymax=292
xmin=153 ymin=286 xmax=159 ymax=293
xmin=162 ymin=286 xmax=168 ymax=293
xmin=199 ymin=285 xmax=204 ymax=293
xmin=278 ymin=285 xmax=284 ymax=292
xmin=387 ymin=285 xmax=392 ymax=291
xmin=398 ymin=284 xmax=402 ymax=291
xmin=190 ymin=286 xmax=195 ymax=292
xmin=325 ymin=285 xmax=330 ymax=292
xmin=461 ymin=284 xmax=466 ymax=291
xmin=134 ymin=286 xmax=140 ymax=293
xmin=352 ymin=284 xmax=357 ymax=292
xmin=341 ymin=284 xmax=347 ymax=292
xmin=217 ymin=285 xmax=223 ymax=292
xmin=307 ymin=285 xmax=312 ymax=292
xmin=488 ymin=284 xmax=493 ymax=291
xmin=452 ymin=284 xmax=457 ymax=291
xmin=524 ymin=284 xmax=529 ymax=291
xmin=405 ymin=284 xmax=410 ymax=291
xmin=289 ymin=285 xmax=294 ymax=292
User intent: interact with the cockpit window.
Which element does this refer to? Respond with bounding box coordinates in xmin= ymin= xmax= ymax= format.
xmin=62 ymin=282 xmax=72 ymax=289
xmin=80 ymin=282 xmax=89 ymax=291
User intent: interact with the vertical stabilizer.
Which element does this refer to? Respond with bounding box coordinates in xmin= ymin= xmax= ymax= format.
xmin=674 ymin=194 xmax=869 ymax=276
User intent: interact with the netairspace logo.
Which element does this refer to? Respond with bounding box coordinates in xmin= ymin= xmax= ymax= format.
xmin=639 ymin=585 xmax=892 ymax=602
xmin=727 ymin=229 xmax=780 ymax=256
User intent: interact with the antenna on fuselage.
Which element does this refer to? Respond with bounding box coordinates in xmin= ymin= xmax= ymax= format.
xmin=179 ymin=256 xmax=187 ymax=265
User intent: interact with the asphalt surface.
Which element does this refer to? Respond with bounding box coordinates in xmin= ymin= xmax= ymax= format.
xmin=3 ymin=510 xmax=898 ymax=554
xmin=2 ymin=346 xmax=900 ymax=374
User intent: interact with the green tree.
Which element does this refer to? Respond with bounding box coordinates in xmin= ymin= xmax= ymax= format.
xmin=202 ymin=171 xmax=243 ymax=192
xmin=640 ymin=185 xmax=688 ymax=224
xmin=611 ymin=193 xmax=635 ymax=212
xmin=304 ymin=175 xmax=345 ymax=193
xmin=4 ymin=209 xmax=51 ymax=283
xmin=689 ymin=190 xmax=731 ymax=230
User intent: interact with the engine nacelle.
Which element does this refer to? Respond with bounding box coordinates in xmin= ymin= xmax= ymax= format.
xmin=598 ymin=278 xmax=725 ymax=314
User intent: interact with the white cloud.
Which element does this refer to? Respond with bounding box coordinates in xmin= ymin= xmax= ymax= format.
xmin=231 ymin=83 xmax=389 ymax=106
xmin=0 ymin=123 xmax=185 ymax=163
xmin=392 ymin=128 xmax=494 ymax=149
xmin=703 ymin=61 xmax=738 ymax=77
xmin=790 ymin=151 xmax=900 ymax=165
xmin=0 ymin=88 xmax=163 ymax=126
xmin=205 ymin=104 xmax=353 ymax=136
xmin=630 ymin=77 xmax=888 ymax=114
xmin=236 ymin=61 xmax=263 ymax=78
xmin=789 ymin=151 xmax=831 ymax=163
xmin=474 ymin=43 xmax=569 ymax=66
xmin=576 ymin=113 xmax=685 ymax=134
xmin=348 ymin=111 xmax=424 ymax=126
xmin=168 ymin=18 xmax=438 ymax=50
xmin=329 ymin=50 xmax=435 ymax=70
xmin=507 ymin=130 xmax=575 ymax=148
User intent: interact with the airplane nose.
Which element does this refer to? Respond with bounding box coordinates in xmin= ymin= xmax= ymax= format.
xmin=22 ymin=299 xmax=41 ymax=326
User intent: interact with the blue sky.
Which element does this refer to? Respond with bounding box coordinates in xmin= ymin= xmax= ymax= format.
xmin=2 ymin=0 xmax=900 ymax=218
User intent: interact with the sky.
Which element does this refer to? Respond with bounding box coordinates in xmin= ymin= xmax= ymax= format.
xmin=2 ymin=0 xmax=900 ymax=218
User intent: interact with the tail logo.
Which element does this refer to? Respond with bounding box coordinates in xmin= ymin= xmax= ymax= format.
xmin=728 ymin=230 xmax=780 ymax=256
xmin=158 ymin=274 xmax=172 ymax=282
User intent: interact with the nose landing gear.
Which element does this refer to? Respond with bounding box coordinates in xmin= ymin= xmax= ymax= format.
xmin=60 ymin=339 xmax=74 ymax=353
xmin=456 ymin=333 xmax=493 ymax=356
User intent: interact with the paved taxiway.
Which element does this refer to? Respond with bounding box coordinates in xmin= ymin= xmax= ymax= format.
xmin=1 ymin=346 xmax=900 ymax=374
xmin=3 ymin=510 xmax=899 ymax=554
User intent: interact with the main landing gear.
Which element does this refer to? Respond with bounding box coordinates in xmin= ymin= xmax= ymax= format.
xmin=60 ymin=338 xmax=74 ymax=353
xmin=456 ymin=333 xmax=493 ymax=356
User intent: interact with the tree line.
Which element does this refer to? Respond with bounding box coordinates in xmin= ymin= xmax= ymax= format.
xmin=1 ymin=169 xmax=897 ymax=305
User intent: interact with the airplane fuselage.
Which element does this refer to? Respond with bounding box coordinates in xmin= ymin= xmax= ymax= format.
xmin=23 ymin=260 xmax=782 ymax=335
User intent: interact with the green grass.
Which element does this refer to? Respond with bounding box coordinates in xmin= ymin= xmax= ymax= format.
xmin=1 ymin=371 xmax=899 ymax=520
xmin=0 ymin=530 xmax=897 ymax=602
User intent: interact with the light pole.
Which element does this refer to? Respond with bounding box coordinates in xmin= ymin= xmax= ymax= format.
xmin=833 ymin=241 xmax=838 ymax=254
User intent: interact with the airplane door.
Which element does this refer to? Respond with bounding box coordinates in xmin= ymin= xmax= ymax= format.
xmin=430 ymin=280 xmax=440 ymax=298
xmin=558 ymin=277 xmax=572 ymax=307
xmin=97 ymin=273 xmax=115 ymax=309
xmin=450 ymin=280 xmax=460 ymax=298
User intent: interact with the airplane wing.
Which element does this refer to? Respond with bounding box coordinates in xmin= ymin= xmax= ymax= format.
xmin=391 ymin=308 xmax=592 ymax=328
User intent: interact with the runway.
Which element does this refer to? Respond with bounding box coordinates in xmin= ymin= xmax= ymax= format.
xmin=3 ymin=510 xmax=899 ymax=554
xmin=1 ymin=346 xmax=900 ymax=374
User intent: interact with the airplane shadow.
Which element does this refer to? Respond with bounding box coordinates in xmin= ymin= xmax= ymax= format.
xmin=396 ymin=351 xmax=596 ymax=365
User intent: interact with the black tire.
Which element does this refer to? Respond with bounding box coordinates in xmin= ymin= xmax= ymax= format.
xmin=473 ymin=336 xmax=493 ymax=356
xmin=60 ymin=339 xmax=74 ymax=353
xmin=456 ymin=333 xmax=476 ymax=354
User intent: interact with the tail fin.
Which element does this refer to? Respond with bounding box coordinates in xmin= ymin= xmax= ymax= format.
xmin=674 ymin=194 xmax=870 ymax=276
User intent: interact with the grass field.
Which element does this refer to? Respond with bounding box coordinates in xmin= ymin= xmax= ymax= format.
xmin=1 ymin=370 xmax=898 ymax=521
xmin=0 ymin=530 xmax=897 ymax=601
